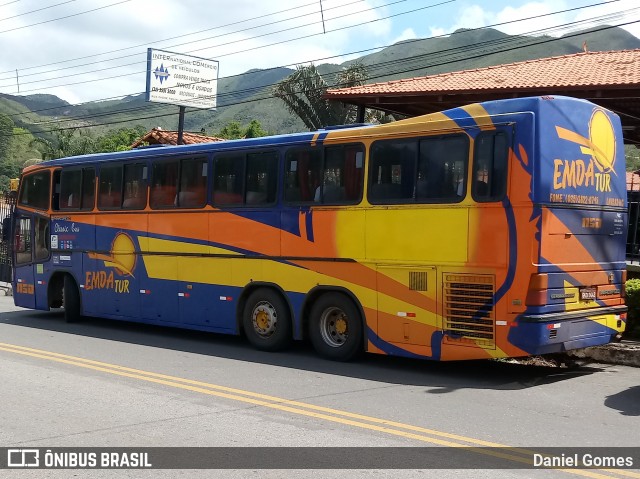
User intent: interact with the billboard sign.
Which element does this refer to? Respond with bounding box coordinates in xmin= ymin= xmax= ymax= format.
xmin=145 ymin=49 xmax=219 ymax=109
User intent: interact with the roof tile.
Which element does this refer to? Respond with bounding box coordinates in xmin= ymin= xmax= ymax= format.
xmin=326 ymin=49 xmax=640 ymax=97
xmin=131 ymin=128 xmax=224 ymax=147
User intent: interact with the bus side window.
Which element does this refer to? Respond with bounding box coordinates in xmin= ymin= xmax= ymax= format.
xmin=284 ymin=148 xmax=321 ymax=203
xmin=213 ymin=156 xmax=244 ymax=205
xmin=177 ymin=158 xmax=207 ymax=208
xmin=123 ymin=163 xmax=147 ymax=209
xmin=98 ymin=165 xmax=123 ymax=209
xmin=81 ymin=167 xmax=96 ymax=210
xmin=34 ymin=216 xmax=49 ymax=261
xmin=15 ymin=217 xmax=31 ymax=265
xmin=473 ymin=132 xmax=509 ymax=202
xmin=321 ymin=145 xmax=364 ymax=204
xmin=18 ymin=171 xmax=51 ymax=211
xmin=246 ymin=152 xmax=277 ymax=206
xmin=368 ymin=140 xmax=416 ymax=203
xmin=418 ymin=136 xmax=468 ymax=202
xmin=150 ymin=161 xmax=178 ymax=209
xmin=60 ymin=169 xmax=82 ymax=209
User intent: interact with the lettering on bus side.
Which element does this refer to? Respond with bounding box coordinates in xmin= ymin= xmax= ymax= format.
xmin=84 ymin=271 xmax=130 ymax=294
xmin=552 ymin=159 xmax=611 ymax=192
xmin=16 ymin=283 xmax=35 ymax=294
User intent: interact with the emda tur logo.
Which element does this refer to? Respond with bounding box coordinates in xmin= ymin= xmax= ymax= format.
xmin=85 ymin=232 xmax=136 ymax=294
xmin=553 ymin=109 xmax=617 ymax=192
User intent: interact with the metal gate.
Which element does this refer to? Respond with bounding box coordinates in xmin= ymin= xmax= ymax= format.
xmin=0 ymin=191 xmax=16 ymax=285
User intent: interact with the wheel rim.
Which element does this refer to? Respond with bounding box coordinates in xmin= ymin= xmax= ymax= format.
xmin=252 ymin=300 xmax=277 ymax=338
xmin=319 ymin=306 xmax=349 ymax=348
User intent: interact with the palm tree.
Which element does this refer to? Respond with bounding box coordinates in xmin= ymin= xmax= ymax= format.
xmin=273 ymin=62 xmax=369 ymax=130
xmin=29 ymin=128 xmax=96 ymax=161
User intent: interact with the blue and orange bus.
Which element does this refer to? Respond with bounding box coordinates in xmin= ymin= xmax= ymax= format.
xmin=12 ymin=96 xmax=627 ymax=361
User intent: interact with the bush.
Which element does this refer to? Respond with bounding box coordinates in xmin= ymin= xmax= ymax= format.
xmin=625 ymin=279 xmax=640 ymax=338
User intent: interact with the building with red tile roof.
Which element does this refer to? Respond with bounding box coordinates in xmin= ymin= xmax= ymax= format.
xmin=131 ymin=128 xmax=224 ymax=148
xmin=628 ymin=171 xmax=640 ymax=191
xmin=325 ymin=49 xmax=640 ymax=143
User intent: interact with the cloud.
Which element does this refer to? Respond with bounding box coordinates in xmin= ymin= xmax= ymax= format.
xmin=425 ymin=0 xmax=640 ymax=39
xmin=0 ymin=0 xmax=390 ymax=104
xmin=390 ymin=27 xmax=418 ymax=45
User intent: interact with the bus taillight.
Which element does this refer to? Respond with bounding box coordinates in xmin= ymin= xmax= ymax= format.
xmin=525 ymin=273 xmax=548 ymax=306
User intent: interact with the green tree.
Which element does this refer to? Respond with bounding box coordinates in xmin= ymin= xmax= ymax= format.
xmin=273 ymin=62 xmax=369 ymax=130
xmin=95 ymin=125 xmax=147 ymax=152
xmin=29 ymin=128 xmax=96 ymax=160
xmin=0 ymin=114 xmax=14 ymax=163
xmin=244 ymin=119 xmax=268 ymax=138
xmin=626 ymin=145 xmax=640 ymax=171
xmin=6 ymin=127 xmax=40 ymax=166
xmin=217 ymin=121 xmax=244 ymax=140
xmin=215 ymin=120 xmax=269 ymax=140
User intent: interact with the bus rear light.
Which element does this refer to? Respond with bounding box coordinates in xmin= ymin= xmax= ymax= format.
xmin=528 ymin=273 xmax=548 ymax=290
xmin=525 ymin=289 xmax=547 ymax=306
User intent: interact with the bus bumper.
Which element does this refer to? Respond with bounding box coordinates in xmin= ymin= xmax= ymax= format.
xmin=507 ymin=306 xmax=627 ymax=355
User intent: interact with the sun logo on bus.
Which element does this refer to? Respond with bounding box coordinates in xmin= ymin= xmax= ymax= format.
xmin=586 ymin=109 xmax=616 ymax=174
xmin=556 ymin=109 xmax=616 ymax=175
xmin=88 ymin=232 xmax=137 ymax=277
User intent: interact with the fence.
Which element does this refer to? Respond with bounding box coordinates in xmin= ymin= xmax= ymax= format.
xmin=0 ymin=191 xmax=15 ymax=285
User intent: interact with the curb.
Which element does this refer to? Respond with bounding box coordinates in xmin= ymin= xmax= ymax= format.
xmin=567 ymin=341 xmax=640 ymax=367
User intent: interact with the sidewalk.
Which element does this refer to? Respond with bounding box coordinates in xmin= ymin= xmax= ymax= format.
xmin=0 ymin=281 xmax=11 ymax=296
xmin=567 ymin=339 xmax=640 ymax=367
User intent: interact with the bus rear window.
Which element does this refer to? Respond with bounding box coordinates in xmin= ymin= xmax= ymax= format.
xmin=18 ymin=171 xmax=51 ymax=210
xmin=472 ymin=132 xmax=509 ymax=202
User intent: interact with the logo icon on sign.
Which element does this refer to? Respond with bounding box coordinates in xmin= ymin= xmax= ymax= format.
xmin=153 ymin=64 xmax=170 ymax=84
xmin=7 ymin=449 xmax=40 ymax=467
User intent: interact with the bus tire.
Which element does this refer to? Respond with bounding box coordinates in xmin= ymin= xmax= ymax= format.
xmin=63 ymin=275 xmax=81 ymax=323
xmin=243 ymin=288 xmax=292 ymax=352
xmin=309 ymin=293 xmax=363 ymax=361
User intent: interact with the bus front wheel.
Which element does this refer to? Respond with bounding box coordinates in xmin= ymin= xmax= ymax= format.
xmin=243 ymin=288 xmax=292 ymax=352
xmin=309 ymin=293 xmax=363 ymax=361
xmin=63 ymin=276 xmax=81 ymax=323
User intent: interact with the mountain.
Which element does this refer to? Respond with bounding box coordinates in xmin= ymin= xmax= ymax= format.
xmin=2 ymin=25 xmax=640 ymax=138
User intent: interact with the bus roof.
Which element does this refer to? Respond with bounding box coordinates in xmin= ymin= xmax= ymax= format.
xmin=31 ymin=96 xmax=609 ymax=170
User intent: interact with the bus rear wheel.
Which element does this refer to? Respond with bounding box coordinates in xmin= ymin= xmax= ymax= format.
xmin=63 ymin=275 xmax=81 ymax=323
xmin=309 ymin=293 xmax=362 ymax=361
xmin=243 ymin=288 xmax=292 ymax=352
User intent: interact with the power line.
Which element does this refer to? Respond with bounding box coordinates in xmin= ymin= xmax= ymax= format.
xmin=0 ymin=0 xmax=77 ymax=23
xmin=0 ymin=0 xmax=351 ymax=77
xmin=0 ymin=0 xmax=410 ymax=89
xmin=4 ymin=0 xmax=622 ymax=97
xmin=7 ymin=18 xmax=638 ymax=139
xmin=2 ymin=0 xmax=623 ymax=122
xmin=0 ymin=0 xmax=132 ymax=34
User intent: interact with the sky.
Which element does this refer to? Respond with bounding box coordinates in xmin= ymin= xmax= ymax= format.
xmin=0 ymin=0 xmax=639 ymax=105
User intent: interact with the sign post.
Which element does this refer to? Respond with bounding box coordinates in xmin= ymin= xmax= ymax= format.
xmin=145 ymin=49 xmax=219 ymax=144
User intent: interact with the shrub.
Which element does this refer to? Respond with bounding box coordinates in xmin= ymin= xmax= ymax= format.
xmin=625 ymin=279 xmax=640 ymax=338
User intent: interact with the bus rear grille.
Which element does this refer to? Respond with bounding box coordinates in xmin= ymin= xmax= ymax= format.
xmin=443 ymin=274 xmax=495 ymax=348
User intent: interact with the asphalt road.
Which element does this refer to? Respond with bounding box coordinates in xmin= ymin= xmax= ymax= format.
xmin=0 ymin=294 xmax=639 ymax=478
